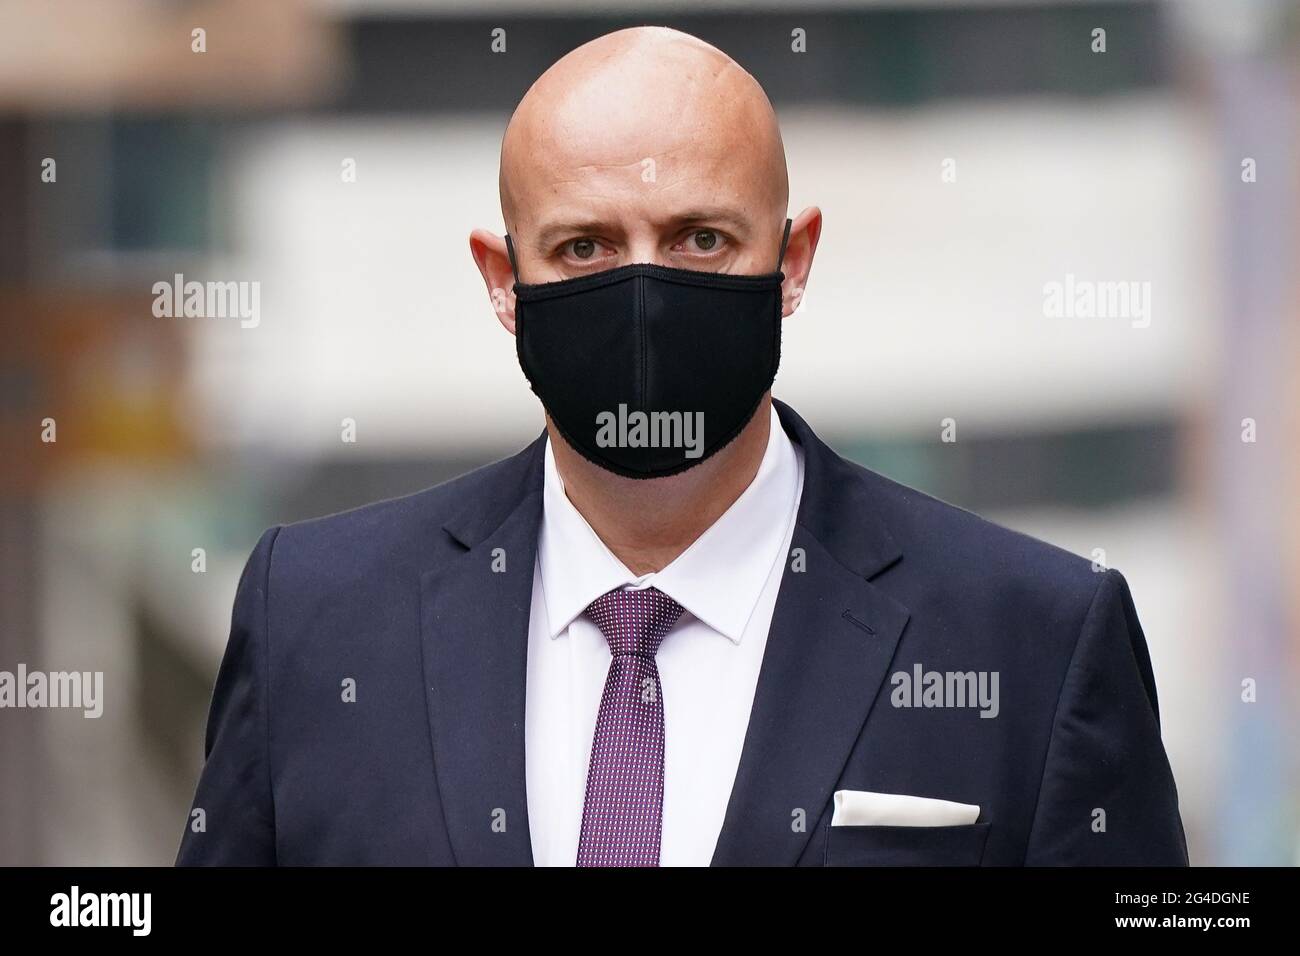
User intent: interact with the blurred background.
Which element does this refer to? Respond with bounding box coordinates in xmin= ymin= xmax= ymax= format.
xmin=0 ymin=0 xmax=1296 ymax=866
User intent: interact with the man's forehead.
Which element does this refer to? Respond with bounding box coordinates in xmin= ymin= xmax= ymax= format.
xmin=509 ymin=97 xmax=735 ymax=187
xmin=505 ymin=116 xmax=767 ymax=240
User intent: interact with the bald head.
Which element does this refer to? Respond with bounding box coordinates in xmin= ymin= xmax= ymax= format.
xmin=497 ymin=27 xmax=790 ymax=281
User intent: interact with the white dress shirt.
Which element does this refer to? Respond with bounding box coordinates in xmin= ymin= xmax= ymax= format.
xmin=525 ymin=404 xmax=805 ymax=866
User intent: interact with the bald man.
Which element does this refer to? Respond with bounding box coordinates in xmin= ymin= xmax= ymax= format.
xmin=177 ymin=28 xmax=1187 ymax=867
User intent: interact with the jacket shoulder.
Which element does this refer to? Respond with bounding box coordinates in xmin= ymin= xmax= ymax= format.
xmin=850 ymin=459 xmax=1109 ymax=614
xmin=263 ymin=440 xmax=543 ymax=586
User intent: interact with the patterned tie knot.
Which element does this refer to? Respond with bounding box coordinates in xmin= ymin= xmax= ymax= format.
xmin=584 ymin=586 xmax=684 ymax=659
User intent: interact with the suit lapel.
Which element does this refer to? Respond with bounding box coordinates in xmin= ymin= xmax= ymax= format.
xmin=419 ymin=437 xmax=545 ymax=866
xmin=711 ymin=400 xmax=911 ymax=865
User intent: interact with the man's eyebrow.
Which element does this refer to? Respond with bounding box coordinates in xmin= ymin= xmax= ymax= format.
xmin=670 ymin=209 xmax=753 ymax=233
xmin=530 ymin=209 xmax=754 ymax=251
xmin=532 ymin=220 xmax=613 ymax=251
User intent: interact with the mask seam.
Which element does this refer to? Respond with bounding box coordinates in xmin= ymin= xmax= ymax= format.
xmin=637 ymin=273 xmax=647 ymax=412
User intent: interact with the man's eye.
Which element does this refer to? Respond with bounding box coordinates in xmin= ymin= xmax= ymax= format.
xmin=568 ymin=238 xmax=597 ymax=259
xmin=688 ymin=230 xmax=720 ymax=252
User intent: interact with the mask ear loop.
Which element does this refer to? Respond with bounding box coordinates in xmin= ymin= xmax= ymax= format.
xmin=777 ymin=217 xmax=793 ymax=270
xmin=503 ymin=233 xmax=521 ymax=285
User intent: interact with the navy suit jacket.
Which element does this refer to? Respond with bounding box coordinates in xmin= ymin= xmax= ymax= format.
xmin=176 ymin=400 xmax=1188 ymax=866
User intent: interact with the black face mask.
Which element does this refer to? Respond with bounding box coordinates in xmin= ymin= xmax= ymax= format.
xmin=506 ymin=219 xmax=791 ymax=479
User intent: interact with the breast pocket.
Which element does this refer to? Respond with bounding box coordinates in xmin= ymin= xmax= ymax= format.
xmin=824 ymin=822 xmax=991 ymax=867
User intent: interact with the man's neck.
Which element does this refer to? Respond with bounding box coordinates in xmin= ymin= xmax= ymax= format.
xmin=548 ymin=398 xmax=773 ymax=576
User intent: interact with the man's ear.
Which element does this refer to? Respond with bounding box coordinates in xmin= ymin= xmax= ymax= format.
xmin=469 ymin=228 xmax=517 ymax=334
xmin=779 ymin=207 xmax=822 ymax=319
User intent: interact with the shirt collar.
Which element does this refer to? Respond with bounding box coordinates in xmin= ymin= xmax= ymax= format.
xmin=537 ymin=404 xmax=803 ymax=644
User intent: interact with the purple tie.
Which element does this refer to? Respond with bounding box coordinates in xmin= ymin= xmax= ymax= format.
xmin=576 ymin=586 xmax=685 ymax=867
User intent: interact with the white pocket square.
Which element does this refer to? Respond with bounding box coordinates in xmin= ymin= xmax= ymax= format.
xmin=832 ymin=790 xmax=980 ymax=827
